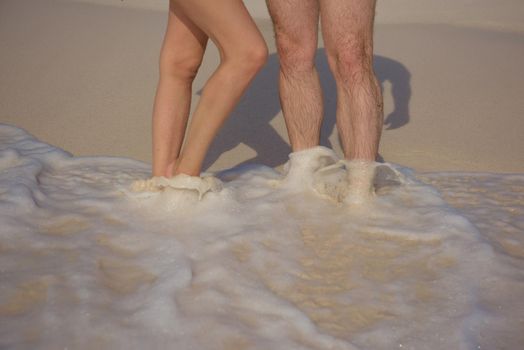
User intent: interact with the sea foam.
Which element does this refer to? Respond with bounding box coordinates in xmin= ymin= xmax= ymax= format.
xmin=0 ymin=124 xmax=522 ymax=349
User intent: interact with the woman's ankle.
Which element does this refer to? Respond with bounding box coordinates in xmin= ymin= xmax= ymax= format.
xmin=165 ymin=158 xmax=180 ymax=178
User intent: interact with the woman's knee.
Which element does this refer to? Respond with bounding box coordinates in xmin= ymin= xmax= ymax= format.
xmin=159 ymin=48 xmax=204 ymax=81
xmin=250 ymin=43 xmax=269 ymax=71
xmin=225 ymin=41 xmax=268 ymax=76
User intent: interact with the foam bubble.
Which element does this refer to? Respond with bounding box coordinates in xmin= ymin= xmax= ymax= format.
xmin=0 ymin=124 xmax=523 ymax=349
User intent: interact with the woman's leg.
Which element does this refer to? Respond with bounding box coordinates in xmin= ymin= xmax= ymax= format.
xmin=152 ymin=4 xmax=208 ymax=177
xmin=170 ymin=0 xmax=268 ymax=176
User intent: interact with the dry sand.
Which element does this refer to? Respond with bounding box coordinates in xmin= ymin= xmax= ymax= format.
xmin=1 ymin=0 xmax=523 ymax=173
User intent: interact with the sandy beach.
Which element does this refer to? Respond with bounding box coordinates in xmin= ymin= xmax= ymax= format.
xmin=1 ymin=1 xmax=523 ymax=349
xmin=1 ymin=0 xmax=523 ymax=173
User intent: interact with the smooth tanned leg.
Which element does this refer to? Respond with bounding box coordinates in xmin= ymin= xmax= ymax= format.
xmin=266 ymin=0 xmax=323 ymax=152
xmin=152 ymin=5 xmax=208 ymax=177
xmin=171 ymin=0 xmax=267 ymax=176
xmin=320 ymin=0 xmax=383 ymax=161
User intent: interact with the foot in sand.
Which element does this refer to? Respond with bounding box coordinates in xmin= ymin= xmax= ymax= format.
xmin=341 ymin=160 xmax=377 ymax=205
xmin=311 ymin=159 xmax=377 ymax=204
xmin=279 ymin=147 xmax=403 ymax=204
xmin=131 ymin=174 xmax=223 ymax=200
xmin=277 ymin=146 xmax=340 ymax=191
xmin=313 ymin=160 xmax=404 ymax=204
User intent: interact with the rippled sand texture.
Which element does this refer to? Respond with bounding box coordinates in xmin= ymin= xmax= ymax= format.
xmin=1 ymin=124 xmax=522 ymax=349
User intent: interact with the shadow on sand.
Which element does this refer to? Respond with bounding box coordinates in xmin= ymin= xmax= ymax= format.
xmin=203 ymin=49 xmax=411 ymax=171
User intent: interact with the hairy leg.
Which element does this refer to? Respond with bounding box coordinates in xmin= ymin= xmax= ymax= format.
xmin=171 ymin=0 xmax=267 ymax=176
xmin=320 ymin=0 xmax=383 ymax=161
xmin=266 ymin=0 xmax=323 ymax=152
xmin=152 ymin=5 xmax=208 ymax=177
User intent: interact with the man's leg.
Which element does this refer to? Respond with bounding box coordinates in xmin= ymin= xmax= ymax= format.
xmin=266 ymin=0 xmax=323 ymax=152
xmin=320 ymin=0 xmax=383 ymax=161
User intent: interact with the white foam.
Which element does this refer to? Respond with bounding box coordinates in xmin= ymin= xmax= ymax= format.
xmin=0 ymin=124 xmax=522 ymax=349
xmin=131 ymin=174 xmax=223 ymax=199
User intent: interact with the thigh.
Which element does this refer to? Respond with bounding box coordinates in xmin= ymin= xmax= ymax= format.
xmin=161 ymin=2 xmax=208 ymax=64
xmin=266 ymin=0 xmax=320 ymax=55
xmin=319 ymin=0 xmax=376 ymax=58
xmin=171 ymin=0 xmax=265 ymax=59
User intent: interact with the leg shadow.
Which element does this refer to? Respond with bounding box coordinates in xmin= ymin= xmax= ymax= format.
xmin=202 ymin=53 xmax=289 ymax=170
xmin=203 ymin=49 xmax=412 ymax=171
xmin=318 ymin=49 xmax=412 ymax=160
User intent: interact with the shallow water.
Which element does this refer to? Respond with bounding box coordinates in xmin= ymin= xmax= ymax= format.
xmin=0 ymin=124 xmax=522 ymax=350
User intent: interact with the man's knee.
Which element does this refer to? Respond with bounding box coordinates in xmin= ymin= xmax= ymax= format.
xmin=328 ymin=38 xmax=374 ymax=83
xmin=159 ymin=49 xmax=204 ymax=81
xmin=276 ymin=34 xmax=317 ymax=75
